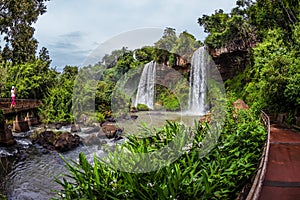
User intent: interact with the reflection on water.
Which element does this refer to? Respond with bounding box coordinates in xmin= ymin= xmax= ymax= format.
xmin=116 ymin=111 xmax=201 ymax=135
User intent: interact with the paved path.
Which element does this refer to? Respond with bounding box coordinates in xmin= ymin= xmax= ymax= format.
xmin=259 ymin=124 xmax=300 ymax=200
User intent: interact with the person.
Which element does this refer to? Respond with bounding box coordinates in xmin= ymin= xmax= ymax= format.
xmin=11 ymin=86 xmax=16 ymax=108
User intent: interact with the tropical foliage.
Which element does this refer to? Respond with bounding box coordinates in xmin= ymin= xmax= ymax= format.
xmin=53 ymin=100 xmax=266 ymax=200
xmin=0 ymin=0 xmax=49 ymax=64
xmin=0 ymin=0 xmax=299 ymax=199
xmin=39 ymin=66 xmax=77 ymax=123
xmin=200 ymin=0 xmax=300 ymax=116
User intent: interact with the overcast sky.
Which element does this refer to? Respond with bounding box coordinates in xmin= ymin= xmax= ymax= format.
xmin=33 ymin=0 xmax=237 ymax=71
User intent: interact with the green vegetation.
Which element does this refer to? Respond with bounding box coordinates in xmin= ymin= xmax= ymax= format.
xmin=0 ymin=0 xmax=299 ymax=199
xmin=0 ymin=0 xmax=49 ymax=65
xmin=155 ymin=85 xmax=186 ymax=111
xmin=136 ymin=103 xmax=150 ymax=111
xmin=39 ymin=66 xmax=77 ymax=123
xmin=50 ymin=1 xmax=299 ymax=199
xmin=0 ymin=193 xmax=6 ymax=200
xmin=199 ymin=0 xmax=300 ymax=117
xmin=53 ymin=101 xmax=265 ymax=200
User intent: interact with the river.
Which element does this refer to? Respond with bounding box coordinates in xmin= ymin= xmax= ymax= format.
xmin=0 ymin=111 xmax=201 ymax=199
xmin=0 ymin=125 xmax=110 ymax=200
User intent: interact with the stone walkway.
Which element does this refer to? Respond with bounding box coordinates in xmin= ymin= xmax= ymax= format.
xmin=259 ymin=124 xmax=300 ymax=200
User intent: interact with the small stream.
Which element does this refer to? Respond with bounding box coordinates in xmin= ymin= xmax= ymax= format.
xmin=0 ymin=111 xmax=200 ymax=200
xmin=0 ymin=125 xmax=110 ymax=200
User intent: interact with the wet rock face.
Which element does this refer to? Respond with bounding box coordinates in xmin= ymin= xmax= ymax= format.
xmin=210 ymin=48 xmax=251 ymax=81
xmin=33 ymin=131 xmax=81 ymax=152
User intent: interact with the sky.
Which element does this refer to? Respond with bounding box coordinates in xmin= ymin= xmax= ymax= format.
xmin=33 ymin=0 xmax=237 ymax=71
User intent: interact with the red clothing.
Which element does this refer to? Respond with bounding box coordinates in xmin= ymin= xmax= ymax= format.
xmin=11 ymin=96 xmax=16 ymax=106
xmin=11 ymin=87 xmax=16 ymax=106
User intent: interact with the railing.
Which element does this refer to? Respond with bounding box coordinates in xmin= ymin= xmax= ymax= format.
xmin=245 ymin=111 xmax=270 ymax=200
xmin=0 ymin=98 xmax=42 ymax=114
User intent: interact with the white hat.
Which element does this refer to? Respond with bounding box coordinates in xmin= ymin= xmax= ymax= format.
xmin=12 ymin=86 xmax=15 ymax=89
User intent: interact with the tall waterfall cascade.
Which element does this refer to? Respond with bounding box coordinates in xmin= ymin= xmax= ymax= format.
xmin=134 ymin=61 xmax=156 ymax=109
xmin=188 ymin=46 xmax=209 ymax=115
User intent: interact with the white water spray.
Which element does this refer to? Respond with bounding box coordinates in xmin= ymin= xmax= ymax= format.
xmin=188 ymin=47 xmax=209 ymax=115
xmin=134 ymin=61 xmax=156 ymax=109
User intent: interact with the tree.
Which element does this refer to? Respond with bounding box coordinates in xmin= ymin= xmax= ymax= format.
xmin=198 ymin=9 xmax=257 ymax=49
xmin=38 ymin=46 xmax=52 ymax=66
xmin=0 ymin=0 xmax=49 ymax=64
xmin=154 ymin=27 xmax=177 ymax=51
xmin=172 ymin=31 xmax=202 ymax=62
xmin=198 ymin=9 xmax=229 ymax=34
xmin=40 ymin=66 xmax=78 ymax=123
xmin=247 ymin=0 xmax=299 ymax=40
xmin=6 ymin=59 xmax=57 ymax=99
xmin=242 ymin=28 xmax=299 ymax=113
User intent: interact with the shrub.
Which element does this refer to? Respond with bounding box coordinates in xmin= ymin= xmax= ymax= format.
xmin=53 ymin=102 xmax=266 ymax=200
xmin=163 ymin=94 xmax=180 ymax=111
xmin=137 ymin=104 xmax=149 ymax=111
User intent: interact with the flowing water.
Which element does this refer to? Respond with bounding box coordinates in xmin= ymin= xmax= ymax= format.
xmin=0 ymin=47 xmax=213 ymax=199
xmin=134 ymin=47 xmax=210 ymax=116
xmin=188 ymin=46 xmax=209 ymax=115
xmin=134 ymin=61 xmax=156 ymax=109
xmin=0 ymin=126 xmax=109 ymax=200
xmin=0 ymin=112 xmax=200 ymax=199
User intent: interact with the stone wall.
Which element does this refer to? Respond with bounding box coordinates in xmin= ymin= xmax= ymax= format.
xmin=0 ymin=114 xmax=16 ymax=146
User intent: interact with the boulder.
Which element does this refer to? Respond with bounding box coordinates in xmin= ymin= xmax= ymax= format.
xmin=34 ymin=131 xmax=81 ymax=152
xmin=84 ymin=126 xmax=100 ymax=134
xmin=106 ymin=118 xmax=117 ymax=123
xmin=102 ymin=123 xmax=117 ymax=139
xmin=100 ymin=119 xmax=124 ymax=139
xmin=54 ymin=132 xmax=81 ymax=152
xmin=34 ymin=131 xmax=57 ymax=150
xmin=83 ymin=134 xmax=100 ymax=146
xmin=71 ymin=124 xmax=81 ymax=133
xmin=112 ymin=128 xmax=124 ymax=142
xmin=55 ymin=122 xmax=62 ymax=130
xmin=97 ymin=128 xmax=107 ymax=139
xmin=233 ymin=99 xmax=249 ymax=118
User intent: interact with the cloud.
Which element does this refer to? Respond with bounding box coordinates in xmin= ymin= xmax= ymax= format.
xmin=46 ymin=31 xmax=91 ymax=70
xmin=83 ymin=28 xmax=164 ymax=66
xmin=34 ymin=0 xmax=237 ymax=70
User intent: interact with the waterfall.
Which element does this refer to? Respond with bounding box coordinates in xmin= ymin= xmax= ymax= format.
xmin=134 ymin=61 xmax=156 ymax=109
xmin=188 ymin=46 xmax=209 ymax=115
